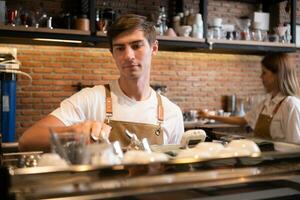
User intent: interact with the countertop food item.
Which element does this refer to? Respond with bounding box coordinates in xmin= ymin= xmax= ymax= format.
xmin=176 ymin=142 xmax=224 ymax=160
xmin=218 ymin=147 xmax=250 ymax=158
xmin=123 ymin=150 xmax=169 ymax=164
xmin=226 ymin=139 xmax=261 ymax=156
xmin=194 ymin=142 xmax=224 ymax=157
xmin=176 ymin=148 xmax=211 ymax=160
xmin=37 ymin=153 xmax=69 ymax=167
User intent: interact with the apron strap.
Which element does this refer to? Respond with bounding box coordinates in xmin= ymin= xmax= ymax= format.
xmin=260 ymin=96 xmax=287 ymax=119
xmin=156 ymin=93 xmax=164 ymax=122
xmin=104 ymin=84 xmax=113 ymax=120
xmin=272 ymin=97 xmax=287 ymax=117
xmin=104 ymin=84 xmax=164 ymax=123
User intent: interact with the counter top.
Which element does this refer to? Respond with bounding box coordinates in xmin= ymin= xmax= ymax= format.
xmin=184 ymin=121 xmax=240 ymax=129
xmin=2 ymin=142 xmax=19 ymax=153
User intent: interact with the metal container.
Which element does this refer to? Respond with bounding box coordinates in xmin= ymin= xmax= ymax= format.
xmin=226 ymin=95 xmax=236 ymax=113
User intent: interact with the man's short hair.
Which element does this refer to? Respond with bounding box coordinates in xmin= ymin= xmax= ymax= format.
xmin=107 ymin=14 xmax=156 ymax=50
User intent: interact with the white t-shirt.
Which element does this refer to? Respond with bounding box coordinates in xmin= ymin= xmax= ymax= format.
xmin=51 ymin=80 xmax=184 ymax=144
xmin=245 ymin=92 xmax=300 ymax=144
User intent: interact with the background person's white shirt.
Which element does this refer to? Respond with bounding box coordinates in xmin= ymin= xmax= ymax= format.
xmin=245 ymin=92 xmax=300 ymax=144
xmin=51 ymin=80 xmax=184 ymax=144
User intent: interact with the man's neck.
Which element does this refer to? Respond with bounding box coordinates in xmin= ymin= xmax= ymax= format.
xmin=118 ymin=78 xmax=151 ymax=101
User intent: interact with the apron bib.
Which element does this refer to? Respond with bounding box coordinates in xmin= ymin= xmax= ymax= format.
xmin=254 ymin=97 xmax=286 ymax=139
xmin=104 ymin=84 xmax=164 ymax=147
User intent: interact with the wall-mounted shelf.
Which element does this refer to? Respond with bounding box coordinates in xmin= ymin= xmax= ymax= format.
xmin=0 ymin=25 xmax=90 ymax=35
xmin=0 ymin=0 xmax=297 ymax=54
xmin=0 ymin=25 xmax=105 ymax=46
xmin=206 ymin=38 xmax=296 ymax=54
xmin=0 ymin=24 xmax=296 ymax=54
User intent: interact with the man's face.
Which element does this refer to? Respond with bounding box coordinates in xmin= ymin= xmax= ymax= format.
xmin=111 ymin=29 xmax=158 ymax=80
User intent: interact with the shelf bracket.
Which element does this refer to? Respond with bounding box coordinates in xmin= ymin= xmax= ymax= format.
xmin=207 ymin=40 xmax=214 ymax=50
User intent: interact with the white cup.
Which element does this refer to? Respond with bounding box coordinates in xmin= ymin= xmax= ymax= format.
xmin=213 ymin=17 xmax=222 ymax=27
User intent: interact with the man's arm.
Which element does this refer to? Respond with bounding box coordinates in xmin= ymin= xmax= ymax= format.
xmin=19 ymin=115 xmax=111 ymax=152
xmin=19 ymin=115 xmax=71 ymax=152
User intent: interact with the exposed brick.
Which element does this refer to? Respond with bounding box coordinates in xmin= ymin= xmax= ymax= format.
xmin=32 ymin=68 xmax=53 ymax=73
xmin=4 ymin=0 xmax=300 ymax=136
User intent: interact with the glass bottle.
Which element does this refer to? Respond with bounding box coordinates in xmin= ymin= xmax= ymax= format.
xmin=158 ymin=6 xmax=167 ymax=35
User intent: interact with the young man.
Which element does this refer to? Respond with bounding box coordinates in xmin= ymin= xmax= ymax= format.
xmin=19 ymin=14 xmax=184 ymax=151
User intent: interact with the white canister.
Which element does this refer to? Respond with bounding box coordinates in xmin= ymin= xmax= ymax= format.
xmin=192 ymin=13 xmax=203 ymax=39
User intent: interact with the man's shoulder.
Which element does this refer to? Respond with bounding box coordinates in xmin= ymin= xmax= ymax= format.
xmin=68 ymin=85 xmax=107 ymax=102
xmin=160 ymin=94 xmax=182 ymax=113
xmin=78 ymin=85 xmax=105 ymax=95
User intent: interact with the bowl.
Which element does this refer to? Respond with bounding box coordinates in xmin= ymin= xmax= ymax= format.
xmin=177 ymin=25 xmax=192 ymax=37
xmin=194 ymin=142 xmax=224 ymax=157
xmin=227 ymin=139 xmax=261 ymax=156
xmin=123 ymin=150 xmax=169 ymax=164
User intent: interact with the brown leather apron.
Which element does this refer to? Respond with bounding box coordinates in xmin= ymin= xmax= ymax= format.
xmin=104 ymin=84 xmax=164 ymax=147
xmin=254 ymin=97 xmax=286 ymax=139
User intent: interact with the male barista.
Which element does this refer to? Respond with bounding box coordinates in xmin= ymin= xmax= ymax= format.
xmin=19 ymin=14 xmax=184 ymax=151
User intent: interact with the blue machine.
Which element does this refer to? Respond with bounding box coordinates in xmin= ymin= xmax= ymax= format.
xmin=0 ymin=73 xmax=17 ymax=142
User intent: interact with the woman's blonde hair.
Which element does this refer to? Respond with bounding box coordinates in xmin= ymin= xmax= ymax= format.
xmin=261 ymin=53 xmax=300 ymax=96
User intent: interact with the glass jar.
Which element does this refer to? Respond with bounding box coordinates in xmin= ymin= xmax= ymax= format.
xmin=208 ymin=26 xmax=222 ymax=39
xmin=252 ymin=28 xmax=263 ymax=41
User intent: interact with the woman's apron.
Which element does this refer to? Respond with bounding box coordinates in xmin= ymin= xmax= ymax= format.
xmin=254 ymin=97 xmax=286 ymax=139
xmin=104 ymin=84 xmax=164 ymax=147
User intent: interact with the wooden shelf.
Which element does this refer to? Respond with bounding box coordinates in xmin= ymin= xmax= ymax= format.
xmin=0 ymin=0 xmax=296 ymax=54
xmin=0 ymin=25 xmax=296 ymax=53
xmin=157 ymin=35 xmax=205 ymax=43
xmin=0 ymin=25 xmax=90 ymax=35
xmin=207 ymin=39 xmax=295 ymax=47
xmin=95 ymin=32 xmax=207 ymax=51
xmin=227 ymin=0 xmax=288 ymax=4
xmin=0 ymin=25 xmax=97 ymax=47
xmin=207 ymin=38 xmax=296 ymax=54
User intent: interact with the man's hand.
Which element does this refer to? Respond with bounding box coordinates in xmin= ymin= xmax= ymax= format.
xmin=19 ymin=115 xmax=113 ymax=152
xmin=69 ymin=120 xmax=112 ymax=143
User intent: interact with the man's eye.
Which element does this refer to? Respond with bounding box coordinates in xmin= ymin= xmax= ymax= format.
xmin=132 ymin=43 xmax=143 ymax=50
xmin=114 ymin=46 xmax=125 ymax=51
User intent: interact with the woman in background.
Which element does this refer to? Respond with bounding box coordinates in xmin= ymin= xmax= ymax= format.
xmin=199 ymin=53 xmax=300 ymax=144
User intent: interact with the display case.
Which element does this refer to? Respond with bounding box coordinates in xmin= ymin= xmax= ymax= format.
xmin=2 ymin=132 xmax=300 ymax=200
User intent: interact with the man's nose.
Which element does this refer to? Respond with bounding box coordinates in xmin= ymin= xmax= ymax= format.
xmin=124 ymin=47 xmax=135 ymax=60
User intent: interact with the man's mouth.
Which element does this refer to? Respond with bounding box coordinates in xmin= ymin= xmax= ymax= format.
xmin=124 ymin=64 xmax=139 ymax=68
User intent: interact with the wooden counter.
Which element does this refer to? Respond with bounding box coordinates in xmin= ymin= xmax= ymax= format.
xmin=184 ymin=121 xmax=239 ymax=129
xmin=184 ymin=121 xmax=250 ymax=136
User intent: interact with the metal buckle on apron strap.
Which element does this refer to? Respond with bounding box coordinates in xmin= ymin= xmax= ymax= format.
xmin=155 ymin=121 xmax=162 ymax=136
xmin=106 ymin=113 xmax=112 ymax=124
xmin=155 ymin=129 xmax=161 ymax=136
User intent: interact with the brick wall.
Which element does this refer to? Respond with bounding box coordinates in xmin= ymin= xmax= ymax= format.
xmin=2 ymin=0 xmax=300 ymax=138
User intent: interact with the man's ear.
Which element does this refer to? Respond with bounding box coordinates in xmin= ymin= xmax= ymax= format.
xmin=109 ymin=48 xmax=113 ymax=54
xmin=152 ymin=40 xmax=158 ymax=55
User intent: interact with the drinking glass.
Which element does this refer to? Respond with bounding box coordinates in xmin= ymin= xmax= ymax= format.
xmin=50 ymin=132 xmax=88 ymax=165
